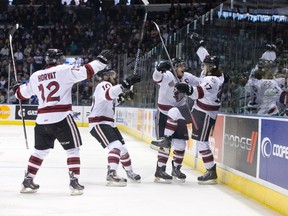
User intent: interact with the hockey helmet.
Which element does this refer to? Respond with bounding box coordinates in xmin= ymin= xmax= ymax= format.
xmin=97 ymin=66 xmax=117 ymax=83
xmin=172 ymin=58 xmax=186 ymax=68
xmin=45 ymin=49 xmax=65 ymax=65
xmin=203 ymin=55 xmax=219 ymax=69
xmin=203 ymin=55 xmax=221 ymax=76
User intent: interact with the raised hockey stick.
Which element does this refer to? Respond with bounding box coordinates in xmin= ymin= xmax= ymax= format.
xmin=152 ymin=21 xmax=179 ymax=82
xmin=132 ymin=0 xmax=149 ymax=75
xmin=126 ymin=0 xmax=149 ymax=99
xmin=9 ymin=23 xmax=29 ymax=149
xmin=129 ymin=0 xmax=149 ymax=88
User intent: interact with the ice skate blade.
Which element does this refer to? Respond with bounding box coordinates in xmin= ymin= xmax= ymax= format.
xmin=70 ymin=187 xmax=84 ymax=196
xmin=106 ymin=181 xmax=127 ymax=187
xmin=198 ymin=179 xmax=217 ymax=185
xmin=20 ymin=186 xmax=38 ymax=194
xmin=150 ymin=145 xmax=169 ymax=154
xmin=172 ymin=176 xmax=186 ymax=183
xmin=154 ymin=177 xmax=172 ymax=184
xmin=128 ymin=179 xmax=141 ymax=183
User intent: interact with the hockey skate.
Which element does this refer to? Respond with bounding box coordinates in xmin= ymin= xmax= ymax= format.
xmin=106 ymin=166 xmax=127 ymax=187
xmin=154 ymin=165 xmax=172 ymax=184
xmin=197 ymin=164 xmax=218 ymax=185
xmin=125 ymin=169 xmax=141 ymax=183
xmin=171 ymin=161 xmax=186 ymax=183
xmin=20 ymin=172 xmax=40 ymax=193
xmin=69 ymin=171 xmax=84 ymax=196
xmin=150 ymin=136 xmax=171 ymax=154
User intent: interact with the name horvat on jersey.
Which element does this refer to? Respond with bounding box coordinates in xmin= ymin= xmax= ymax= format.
xmin=38 ymin=72 xmax=56 ymax=82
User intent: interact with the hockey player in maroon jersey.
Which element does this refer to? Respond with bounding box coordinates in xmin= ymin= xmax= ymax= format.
xmin=14 ymin=48 xmax=113 ymax=195
xmin=151 ymin=58 xmax=199 ymax=183
xmin=88 ymin=67 xmax=141 ymax=187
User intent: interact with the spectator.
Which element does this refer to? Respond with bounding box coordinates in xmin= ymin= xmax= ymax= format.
xmin=0 ymin=44 xmax=9 ymax=59
xmin=14 ymin=48 xmax=24 ymax=65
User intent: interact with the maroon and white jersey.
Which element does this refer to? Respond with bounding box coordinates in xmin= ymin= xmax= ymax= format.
xmin=88 ymin=81 xmax=123 ymax=130
xmin=190 ymin=75 xmax=224 ymax=119
xmin=153 ymin=69 xmax=198 ymax=115
xmin=192 ymin=46 xmax=224 ymax=119
xmin=15 ymin=60 xmax=106 ymax=124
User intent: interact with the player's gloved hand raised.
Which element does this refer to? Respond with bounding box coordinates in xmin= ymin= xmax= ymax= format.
xmin=118 ymin=90 xmax=135 ymax=103
xmin=156 ymin=60 xmax=171 ymax=72
xmin=123 ymin=90 xmax=134 ymax=100
xmin=13 ymin=82 xmax=22 ymax=94
xmin=175 ymin=83 xmax=193 ymax=96
xmin=188 ymin=32 xmax=205 ymax=48
xmin=121 ymin=73 xmax=141 ymax=89
xmin=96 ymin=49 xmax=113 ymax=64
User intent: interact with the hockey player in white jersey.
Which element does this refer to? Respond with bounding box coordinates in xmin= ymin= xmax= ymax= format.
xmin=88 ymin=67 xmax=141 ymax=186
xmin=14 ymin=48 xmax=112 ymax=195
xmin=244 ymin=42 xmax=287 ymax=115
xmin=151 ymin=58 xmax=198 ymax=183
xmin=153 ymin=33 xmax=228 ymax=184
xmin=246 ymin=67 xmax=286 ymax=116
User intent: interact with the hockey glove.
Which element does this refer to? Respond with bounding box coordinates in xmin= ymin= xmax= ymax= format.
xmin=96 ymin=49 xmax=113 ymax=64
xmin=156 ymin=60 xmax=171 ymax=72
xmin=123 ymin=90 xmax=134 ymax=101
xmin=13 ymin=82 xmax=22 ymax=94
xmin=188 ymin=32 xmax=205 ymax=48
xmin=175 ymin=83 xmax=193 ymax=96
xmin=121 ymin=73 xmax=141 ymax=89
xmin=118 ymin=90 xmax=135 ymax=103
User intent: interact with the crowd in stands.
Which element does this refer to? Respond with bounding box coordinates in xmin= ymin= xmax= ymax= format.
xmin=0 ymin=0 xmax=212 ymax=105
xmin=1 ymin=0 xmax=287 ymax=116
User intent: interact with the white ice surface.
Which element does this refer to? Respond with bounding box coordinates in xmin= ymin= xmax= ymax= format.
xmin=0 ymin=125 xmax=281 ymax=216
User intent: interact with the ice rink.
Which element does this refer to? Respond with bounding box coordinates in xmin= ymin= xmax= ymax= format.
xmin=0 ymin=125 xmax=281 ymax=216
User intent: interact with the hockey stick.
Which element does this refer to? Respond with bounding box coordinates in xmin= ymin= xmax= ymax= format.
xmin=9 ymin=23 xmax=29 ymax=149
xmin=132 ymin=0 xmax=149 ymax=75
xmin=130 ymin=0 xmax=149 ymax=85
xmin=152 ymin=21 xmax=179 ymax=82
xmin=126 ymin=0 xmax=149 ymax=99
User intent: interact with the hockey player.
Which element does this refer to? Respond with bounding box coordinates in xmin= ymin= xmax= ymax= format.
xmin=245 ymin=42 xmax=287 ymax=115
xmin=152 ymin=33 xmax=228 ymax=184
xmin=151 ymin=58 xmax=198 ymax=183
xmin=14 ymin=48 xmax=113 ymax=195
xmin=88 ymin=67 xmax=141 ymax=187
xmin=246 ymin=65 xmax=285 ymax=116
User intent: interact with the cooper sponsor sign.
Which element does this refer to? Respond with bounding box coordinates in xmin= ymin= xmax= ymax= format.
xmin=15 ymin=105 xmax=38 ymax=120
xmin=260 ymin=119 xmax=288 ymax=190
xmin=223 ymin=116 xmax=258 ymax=177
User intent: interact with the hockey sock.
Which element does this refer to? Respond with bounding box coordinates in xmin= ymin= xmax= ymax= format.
xmin=157 ymin=150 xmax=170 ymax=167
xmin=67 ymin=148 xmax=81 ymax=178
xmin=27 ymin=155 xmax=43 ymax=178
xmin=199 ymin=149 xmax=214 ymax=169
xmin=108 ymin=148 xmax=121 ymax=170
xmin=120 ymin=152 xmax=132 ymax=171
xmin=173 ymin=150 xmax=185 ymax=166
xmin=164 ymin=117 xmax=178 ymax=137
xmin=67 ymin=157 xmax=81 ymax=178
